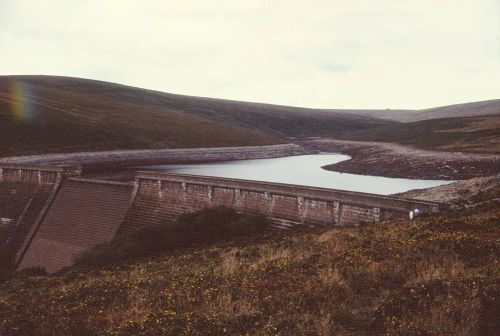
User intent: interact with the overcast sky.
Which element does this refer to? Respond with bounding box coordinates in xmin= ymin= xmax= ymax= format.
xmin=1 ymin=0 xmax=499 ymax=109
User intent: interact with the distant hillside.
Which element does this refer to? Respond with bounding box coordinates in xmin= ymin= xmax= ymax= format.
xmin=415 ymin=99 xmax=500 ymax=121
xmin=341 ymin=99 xmax=500 ymax=122
xmin=0 ymin=76 xmax=393 ymax=156
xmin=338 ymin=114 xmax=500 ymax=153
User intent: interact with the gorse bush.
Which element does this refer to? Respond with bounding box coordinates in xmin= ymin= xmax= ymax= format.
xmin=0 ymin=253 xmax=23 ymax=283
xmin=74 ymin=206 xmax=269 ymax=268
xmin=0 ymin=258 xmax=46 ymax=284
xmin=0 ymin=258 xmax=14 ymax=283
xmin=14 ymin=266 xmax=46 ymax=278
xmin=178 ymin=205 xmax=269 ymax=240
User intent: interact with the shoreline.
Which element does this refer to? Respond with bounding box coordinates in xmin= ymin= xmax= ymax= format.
xmin=0 ymin=144 xmax=313 ymax=173
xmin=3 ymin=140 xmax=498 ymax=181
xmin=302 ymin=138 xmax=500 ymax=180
xmin=2 ymin=140 xmax=499 ymax=203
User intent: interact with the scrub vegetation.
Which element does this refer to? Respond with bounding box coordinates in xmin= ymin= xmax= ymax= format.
xmin=74 ymin=206 xmax=270 ymax=268
xmin=0 ymin=188 xmax=498 ymax=335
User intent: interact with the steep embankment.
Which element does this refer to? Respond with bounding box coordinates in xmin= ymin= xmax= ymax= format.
xmin=0 ymin=188 xmax=498 ymax=335
xmin=0 ymin=76 xmax=393 ymax=157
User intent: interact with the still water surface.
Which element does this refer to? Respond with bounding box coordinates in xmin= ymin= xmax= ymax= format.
xmin=139 ymin=153 xmax=453 ymax=195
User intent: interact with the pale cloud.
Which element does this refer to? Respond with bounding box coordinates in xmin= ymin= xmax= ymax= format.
xmin=0 ymin=0 xmax=499 ymax=109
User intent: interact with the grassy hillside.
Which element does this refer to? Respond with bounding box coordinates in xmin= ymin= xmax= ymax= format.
xmin=338 ymin=114 xmax=500 ymax=153
xmin=0 ymin=76 xmax=287 ymax=157
xmin=1 ymin=188 xmax=498 ymax=335
xmin=1 ymin=75 xmax=497 ymax=156
xmin=0 ymin=76 xmax=394 ymax=156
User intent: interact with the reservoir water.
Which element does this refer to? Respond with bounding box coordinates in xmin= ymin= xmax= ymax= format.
xmin=138 ymin=153 xmax=453 ymax=195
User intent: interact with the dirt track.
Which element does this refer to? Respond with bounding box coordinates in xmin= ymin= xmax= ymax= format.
xmin=303 ymin=139 xmax=500 ymax=180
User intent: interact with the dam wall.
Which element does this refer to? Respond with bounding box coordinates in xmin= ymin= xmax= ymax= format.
xmin=122 ymin=172 xmax=445 ymax=231
xmin=1 ymin=164 xmax=450 ymax=273
xmin=0 ymin=166 xmax=81 ymax=265
xmin=17 ymin=178 xmax=134 ymax=273
xmin=0 ymin=165 xmax=81 ymax=184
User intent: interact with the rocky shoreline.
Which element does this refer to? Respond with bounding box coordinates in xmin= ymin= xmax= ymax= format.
xmin=395 ymin=174 xmax=500 ymax=203
xmin=303 ymin=138 xmax=500 ymax=180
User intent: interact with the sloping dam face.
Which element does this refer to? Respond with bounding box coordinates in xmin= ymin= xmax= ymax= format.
xmin=0 ymin=166 xmax=80 ymax=266
xmin=1 ymin=165 xmax=450 ymax=273
xmin=17 ymin=179 xmax=134 ymax=273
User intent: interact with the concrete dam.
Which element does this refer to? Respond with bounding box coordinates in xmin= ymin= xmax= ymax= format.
xmin=0 ymin=164 xmax=451 ymax=273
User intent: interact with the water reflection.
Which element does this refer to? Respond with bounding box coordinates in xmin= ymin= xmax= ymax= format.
xmin=138 ymin=154 xmax=453 ymax=195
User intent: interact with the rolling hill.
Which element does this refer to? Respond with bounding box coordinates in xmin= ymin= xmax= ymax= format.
xmin=0 ymin=76 xmax=283 ymax=156
xmin=1 ymin=75 xmax=498 ymax=157
xmin=0 ymin=75 xmax=393 ymax=156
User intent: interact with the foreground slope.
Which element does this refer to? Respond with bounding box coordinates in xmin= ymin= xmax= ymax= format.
xmin=1 ymin=188 xmax=498 ymax=335
xmin=0 ymin=76 xmax=393 ymax=156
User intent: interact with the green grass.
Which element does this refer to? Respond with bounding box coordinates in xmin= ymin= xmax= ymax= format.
xmin=1 ymin=188 xmax=498 ymax=335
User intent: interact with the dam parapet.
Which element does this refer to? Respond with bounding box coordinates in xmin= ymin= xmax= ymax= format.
xmin=0 ymin=165 xmax=81 ymax=183
xmin=122 ymin=172 xmax=447 ymax=232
